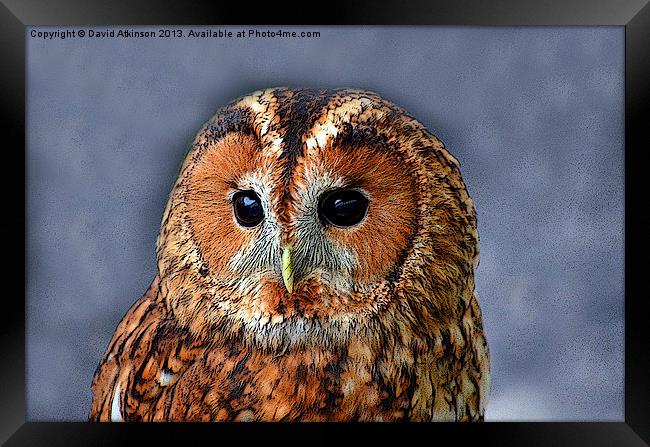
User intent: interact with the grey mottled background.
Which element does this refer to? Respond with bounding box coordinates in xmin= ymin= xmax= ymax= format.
xmin=26 ymin=26 xmax=624 ymax=421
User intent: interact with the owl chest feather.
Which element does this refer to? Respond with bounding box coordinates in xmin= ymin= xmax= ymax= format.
xmin=154 ymin=330 xmax=483 ymax=422
xmin=149 ymin=340 xmax=418 ymax=422
xmin=90 ymin=291 xmax=487 ymax=422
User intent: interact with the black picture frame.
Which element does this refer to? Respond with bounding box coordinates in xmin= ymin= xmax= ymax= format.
xmin=2 ymin=0 xmax=648 ymax=445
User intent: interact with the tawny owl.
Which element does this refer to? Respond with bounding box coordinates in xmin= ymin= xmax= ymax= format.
xmin=89 ymin=87 xmax=489 ymax=422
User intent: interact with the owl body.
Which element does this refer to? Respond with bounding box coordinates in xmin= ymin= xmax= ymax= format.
xmin=89 ymin=88 xmax=489 ymax=422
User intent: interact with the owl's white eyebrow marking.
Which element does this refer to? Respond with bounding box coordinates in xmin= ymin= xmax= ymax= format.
xmin=303 ymin=95 xmax=382 ymax=155
xmin=237 ymin=91 xmax=284 ymax=156
xmin=240 ymin=93 xmax=265 ymax=113
xmin=305 ymin=121 xmax=338 ymax=153
xmin=159 ymin=370 xmax=175 ymax=386
xmin=269 ymin=137 xmax=284 ymax=155
xmin=110 ymin=382 xmax=123 ymax=422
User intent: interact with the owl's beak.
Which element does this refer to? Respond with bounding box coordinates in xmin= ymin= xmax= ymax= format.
xmin=281 ymin=245 xmax=294 ymax=294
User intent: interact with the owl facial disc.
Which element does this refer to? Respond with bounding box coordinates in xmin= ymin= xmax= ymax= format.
xmin=165 ymin=87 xmax=477 ymax=334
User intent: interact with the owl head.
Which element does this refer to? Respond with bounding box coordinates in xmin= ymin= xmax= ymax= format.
xmin=156 ymin=88 xmax=479 ymax=351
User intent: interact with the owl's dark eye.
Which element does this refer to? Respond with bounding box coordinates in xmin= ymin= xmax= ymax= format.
xmin=232 ymin=191 xmax=264 ymax=227
xmin=318 ymin=189 xmax=369 ymax=228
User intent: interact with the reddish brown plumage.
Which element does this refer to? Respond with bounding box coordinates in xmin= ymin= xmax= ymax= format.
xmin=89 ymin=87 xmax=489 ymax=422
